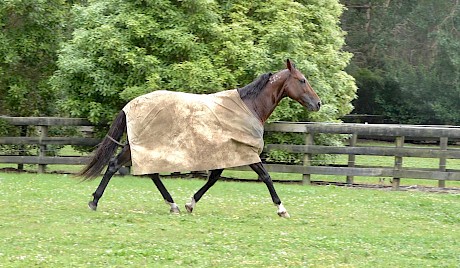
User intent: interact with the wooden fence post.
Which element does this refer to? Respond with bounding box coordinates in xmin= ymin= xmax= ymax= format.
xmin=438 ymin=137 xmax=448 ymax=188
xmin=302 ymin=132 xmax=314 ymax=185
xmin=17 ymin=125 xmax=27 ymax=171
xmin=346 ymin=133 xmax=358 ymax=184
xmin=37 ymin=125 xmax=48 ymax=173
xmin=393 ymin=136 xmax=404 ymax=190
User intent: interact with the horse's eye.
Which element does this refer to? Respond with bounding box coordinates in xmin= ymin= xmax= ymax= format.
xmin=299 ymin=79 xmax=306 ymax=84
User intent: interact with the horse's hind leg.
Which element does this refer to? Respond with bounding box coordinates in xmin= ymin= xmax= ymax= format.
xmin=89 ymin=145 xmax=131 ymax=210
xmin=186 ymin=169 xmax=223 ymax=213
xmin=149 ymin=174 xmax=180 ymax=214
xmin=249 ymin=162 xmax=290 ymax=218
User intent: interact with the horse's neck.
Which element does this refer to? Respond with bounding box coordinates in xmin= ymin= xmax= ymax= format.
xmin=245 ymin=70 xmax=288 ymax=123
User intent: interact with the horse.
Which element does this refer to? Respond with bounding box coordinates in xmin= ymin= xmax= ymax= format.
xmin=78 ymin=59 xmax=321 ymax=218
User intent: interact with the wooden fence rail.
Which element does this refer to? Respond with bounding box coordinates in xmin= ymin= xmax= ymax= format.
xmin=0 ymin=116 xmax=98 ymax=172
xmin=1 ymin=116 xmax=460 ymax=189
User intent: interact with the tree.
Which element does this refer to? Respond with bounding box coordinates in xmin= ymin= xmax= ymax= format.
xmin=342 ymin=0 xmax=460 ymax=124
xmin=0 ymin=0 xmax=71 ymax=116
xmin=50 ymin=0 xmax=356 ymax=124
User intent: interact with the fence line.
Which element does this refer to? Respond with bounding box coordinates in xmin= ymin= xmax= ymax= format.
xmin=1 ymin=116 xmax=460 ymax=189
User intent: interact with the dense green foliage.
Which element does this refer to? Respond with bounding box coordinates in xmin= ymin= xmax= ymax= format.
xmin=50 ymin=0 xmax=356 ymax=124
xmin=343 ymin=0 xmax=460 ymax=124
xmin=1 ymin=173 xmax=459 ymax=267
xmin=0 ymin=0 xmax=71 ymax=116
xmin=2 ymin=0 xmax=459 ymax=126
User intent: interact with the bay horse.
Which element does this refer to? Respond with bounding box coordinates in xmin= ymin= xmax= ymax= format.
xmin=78 ymin=59 xmax=321 ymax=218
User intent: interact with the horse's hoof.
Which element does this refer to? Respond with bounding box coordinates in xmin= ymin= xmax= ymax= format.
xmin=185 ymin=203 xmax=193 ymax=213
xmin=88 ymin=201 xmax=97 ymax=211
xmin=278 ymin=211 xmax=290 ymax=218
xmin=170 ymin=207 xmax=180 ymax=214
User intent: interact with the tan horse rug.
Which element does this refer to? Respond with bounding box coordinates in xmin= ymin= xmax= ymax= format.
xmin=122 ymin=89 xmax=264 ymax=175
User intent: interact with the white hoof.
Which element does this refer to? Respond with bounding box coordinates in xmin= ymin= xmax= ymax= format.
xmin=278 ymin=211 xmax=290 ymax=218
xmin=185 ymin=197 xmax=196 ymax=213
xmin=185 ymin=203 xmax=193 ymax=213
xmin=276 ymin=203 xmax=290 ymax=218
xmin=166 ymin=201 xmax=180 ymax=214
xmin=170 ymin=207 xmax=180 ymax=214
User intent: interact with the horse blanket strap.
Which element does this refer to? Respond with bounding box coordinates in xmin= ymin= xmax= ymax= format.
xmin=122 ymin=89 xmax=264 ymax=175
xmin=106 ymin=135 xmax=125 ymax=147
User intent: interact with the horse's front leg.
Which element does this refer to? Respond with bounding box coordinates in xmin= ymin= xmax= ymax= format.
xmin=249 ymin=162 xmax=290 ymax=218
xmin=186 ymin=169 xmax=223 ymax=213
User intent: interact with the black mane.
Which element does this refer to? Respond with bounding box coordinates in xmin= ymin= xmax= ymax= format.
xmin=237 ymin=72 xmax=272 ymax=100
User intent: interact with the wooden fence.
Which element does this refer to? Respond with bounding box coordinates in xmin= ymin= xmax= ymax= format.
xmin=260 ymin=122 xmax=460 ymax=189
xmin=0 ymin=117 xmax=98 ymax=173
xmin=1 ymin=116 xmax=460 ymax=189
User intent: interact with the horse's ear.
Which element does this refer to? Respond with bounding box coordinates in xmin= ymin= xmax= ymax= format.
xmin=286 ymin=59 xmax=296 ymax=72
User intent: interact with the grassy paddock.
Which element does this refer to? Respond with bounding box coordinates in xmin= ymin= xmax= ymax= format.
xmin=0 ymin=173 xmax=459 ymax=267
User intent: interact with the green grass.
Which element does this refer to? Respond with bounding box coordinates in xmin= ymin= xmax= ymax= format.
xmin=1 ymin=173 xmax=459 ymax=267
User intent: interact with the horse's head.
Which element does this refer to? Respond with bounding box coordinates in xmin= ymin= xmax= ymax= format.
xmin=283 ymin=59 xmax=321 ymax=112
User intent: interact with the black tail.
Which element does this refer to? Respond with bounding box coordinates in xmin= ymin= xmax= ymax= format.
xmin=78 ymin=111 xmax=127 ymax=180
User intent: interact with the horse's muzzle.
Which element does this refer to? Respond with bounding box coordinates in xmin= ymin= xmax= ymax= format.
xmin=314 ymin=101 xmax=321 ymax=111
xmin=300 ymin=96 xmax=321 ymax=112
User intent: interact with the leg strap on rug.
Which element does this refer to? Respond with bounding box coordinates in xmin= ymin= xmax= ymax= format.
xmin=106 ymin=135 xmax=126 ymax=147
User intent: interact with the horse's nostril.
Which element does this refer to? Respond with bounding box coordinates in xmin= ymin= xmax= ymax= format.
xmin=317 ymin=101 xmax=321 ymax=109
